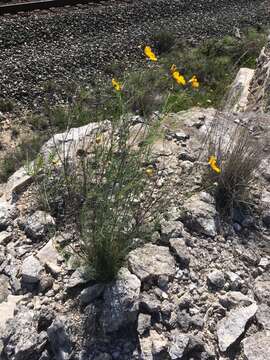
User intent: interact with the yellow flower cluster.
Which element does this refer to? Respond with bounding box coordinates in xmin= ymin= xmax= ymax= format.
xmin=208 ymin=156 xmax=221 ymax=174
xmin=111 ymin=46 xmax=200 ymax=92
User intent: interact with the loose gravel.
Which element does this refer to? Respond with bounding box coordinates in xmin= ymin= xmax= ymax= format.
xmin=0 ymin=0 xmax=269 ymax=109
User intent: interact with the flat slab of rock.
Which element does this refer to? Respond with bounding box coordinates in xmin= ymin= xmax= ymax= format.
xmin=243 ymin=331 xmax=270 ymax=360
xmin=217 ymin=303 xmax=258 ymax=352
xmin=100 ymin=268 xmax=141 ymax=334
xmin=256 ymin=304 xmax=270 ymax=330
xmin=21 ymin=255 xmax=43 ymax=284
xmin=0 ymin=274 xmax=10 ymax=303
xmin=37 ymin=239 xmax=62 ymax=275
xmin=128 ymin=244 xmax=176 ymax=283
xmin=181 ymin=192 xmax=217 ymax=237
xmin=0 ymin=295 xmax=23 ymax=328
xmin=2 ymin=167 xmax=32 ymax=202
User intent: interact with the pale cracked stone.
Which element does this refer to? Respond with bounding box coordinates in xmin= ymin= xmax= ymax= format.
xmin=0 ymin=201 xmax=17 ymax=230
xmin=243 ymin=331 xmax=270 ymax=360
xmin=37 ymin=239 xmax=62 ymax=275
xmin=217 ymin=303 xmax=258 ymax=352
xmin=128 ymin=244 xmax=176 ymax=283
xmin=254 ymin=277 xmax=270 ymax=305
xmin=100 ymin=268 xmax=141 ymax=334
xmin=21 ymin=255 xmax=43 ymax=284
xmin=0 ymin=295 xmax=23 ymax=328
xmin=140 ymin=330 xmax=168 ymax=360
xmin=168 ymin=333 xmax=190 ymax=359
xmin=181 ymin=192 xmax=218 ymax=237
xmin=23 ymin=211 xmax=55 ymax=241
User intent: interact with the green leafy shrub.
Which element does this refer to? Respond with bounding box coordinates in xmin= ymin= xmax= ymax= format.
xmin=34 ymin=100 xmax=167 ymax=282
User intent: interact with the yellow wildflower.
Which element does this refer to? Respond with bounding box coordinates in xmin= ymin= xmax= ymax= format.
xmin=208 ymin=156 xmax=221 ymax=174
xmin=189 ymin=75 xmax=199 ymax=88
xmin=144 ymin=46 xmax=157 ymax=61
xmin=112 ymin=78 xmax=122 ymax=92
xmin=171 ymin=70 xmax=186 ymax=86
xmin=145 ymin=166 xmax=155 ymax=177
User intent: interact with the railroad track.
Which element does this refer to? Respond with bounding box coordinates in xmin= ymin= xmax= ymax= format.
xmin=0 ymin=0 xmax=104 ymax=15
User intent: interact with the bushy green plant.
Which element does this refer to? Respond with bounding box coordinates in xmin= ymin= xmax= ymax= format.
xmin=34 ymin=95 xmax=166 ymax=282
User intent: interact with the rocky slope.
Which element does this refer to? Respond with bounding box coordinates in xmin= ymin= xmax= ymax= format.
xmin=0 ymin=38 xmax=270 ymax=360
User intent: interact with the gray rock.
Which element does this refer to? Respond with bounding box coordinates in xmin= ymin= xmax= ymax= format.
xmin=47 ymin=318 xmax=72 ymax=360
xmin=140 ymin=292 xmax=162 ymax=314
xmin=217 ymin=303 xmax=258 ymax=352
xmin=23 ymin=211 xmax=55 ymax=241
xmin=169 ymin=238 xmax=190 ymax=267
xmin=256 ymin=304 xmax=270 ymax=330
xmin=243 ymin=331 xmax=270 ymax=360
xmin=181 ymin=192 xmax=218 ymax=237
xmin=219 ymin=291 xmax=253 ymax=309
xmin=21 ymin=255 xmax=43 ymax=284
xmin=66 ymin=268 xmax=89 ymax=288
xmin=128 ymin=244 xmax=176 ymax=284
xmin=1 ymin=306 xmax=47 ymax=360
xmin=0 ymin=274 xmax=10 ymax=303
xmin=80 ymin=284 xmax=105 ymax=305
xmin=137 ymin=313 xmax=151 ymax=336
xmin=0 ymin=201 xmax=16 ymax=230
xmin=161 ymin=220 xmax=184 ymax=242
xmin=37 ymin=239 xmax=62 ymax=275
xmin=39 ymin=274 xmax=54 ymax=294
xmin=100 ymin=268 xmax=141 ymax=334
xmin=254 ymin=277 xmax=270 ymax=305
xmin=226 ymin=271 xmax=242 ymax=291
xmin=207 ymin=270 xmax=225 ymax=290
xmin=3 ymin=167 xmax=32 ymax=202
xmin=139 ymin=330 xmax=168 ymax=359
xmin=0 ymin=295 xmax=23 ymax=328
xmin=168 ymin=333 xmax=189 ymax=359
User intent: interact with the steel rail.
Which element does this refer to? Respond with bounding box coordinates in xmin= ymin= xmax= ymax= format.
xmin=0 ymin=0 xmax=102 ymax=15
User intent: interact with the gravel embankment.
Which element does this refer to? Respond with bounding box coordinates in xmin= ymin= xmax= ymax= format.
xmin=0 ymin=0 xmax=269 ymax=108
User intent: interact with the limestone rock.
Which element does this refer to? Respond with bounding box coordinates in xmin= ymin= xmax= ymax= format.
xmin=243 ymin=331 xmax=270 ymax=360
xmin=137 ymin=313 xmax=151 ymax=336
xmin=207 ymin=270 xmax=225 ymax=290
xmin=23 ymin=211 xmax=55 ymax=241
xmin=256 ymin=304 xmax=270 ymax=330
xmin=0 ymin=295 xmax=23 ymax=328
xmin=224 ymin=67 xmax=254 ymax=113
xmin=140 ymin=330 xmax=168 ymax=359
xmin=2 ymin=167 xmax=32 ymax=202
xmin=217 ymin=303 xmax=258 ymax=352
xmin=100 ymin=268 xmax=141 ymax=334
xmin=0 ymin=231 xmax=12 ymax=245
xmin=254 ymin=277 xmax=270 ymax=305
xmin=128 ymin=244 xmax=176 ymax=284
xmin=181 ymin=192 xmax=218 ymax=237
xmin=37 ymin=239 xmax=62 ymax=275
xmin=219 ymin=291 xmax=253 ymax=309
xmin=79 ymin=284 xmax=105 ymax=305
xmin=1 ymin=306 xmax=47 ymax=360
xmin=47 ymin=318 xmax=72 ymax=360
xmin=160 ymin=220 xmax=184 ymax=242
xmin=169 ymin=238 xmax=190 ymax=267
xmin=168 ymin=333 xmax=189 ymax=359
xmin=21 ymin=255 xmax=43 ymax=284
xmin=0 ymin=201 xmax=16 ymax=230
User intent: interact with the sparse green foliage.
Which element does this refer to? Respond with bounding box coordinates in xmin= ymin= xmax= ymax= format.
xmin=203 ymin=115 xmax=264 ymax=218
